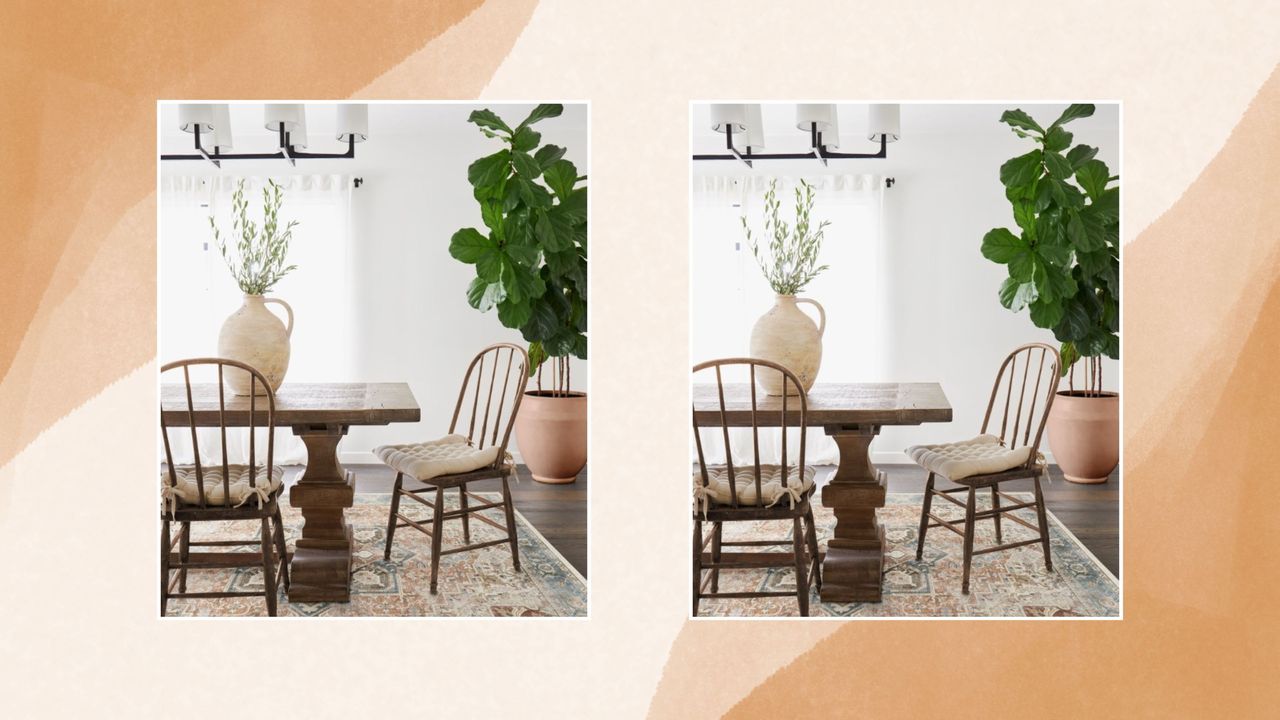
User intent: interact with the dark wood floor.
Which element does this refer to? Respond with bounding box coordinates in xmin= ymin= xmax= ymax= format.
xmin=821 ymin=463 xmax=1120 ymax=577
xmin=283 ymin=465 xmax=589 ymax=578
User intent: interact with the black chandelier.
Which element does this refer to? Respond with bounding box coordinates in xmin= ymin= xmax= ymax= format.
xmin=693 ymin=103 xmax=899 ymax=168
xmin=160 ymin=103 xmax=368 ymax=168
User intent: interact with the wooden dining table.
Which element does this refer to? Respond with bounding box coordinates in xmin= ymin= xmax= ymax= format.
xmin=693 ymin=382 xmax=952 ymax=603
xmin=161 ymin=382 xmax=421 ymax=603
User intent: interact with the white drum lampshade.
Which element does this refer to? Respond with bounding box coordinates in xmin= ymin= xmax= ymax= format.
xmin=710 ymin=104 xmax=748 ymax=134
xmin=178 ymin=104 xmax=214 ymax=135
xmin=291 ymin=106 xmax=308 ymax=149
xmin=336 ymin=104 xmax=369 ymax=143
xmin=264 ymin=103 xmax=303 ymax=134
xmin=795 ymin=103 xmax=837 ymax=133
xmin=744 ymin=103 xmax=765 ymax=152
xmin=211 ymin=104 xmax=233 ymax=151
xmin=867 ymin=104 xmax=901 ymax=143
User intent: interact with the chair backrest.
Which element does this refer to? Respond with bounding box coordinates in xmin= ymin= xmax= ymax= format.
xmin=448 ymin=343 xmax=530 ymax=468
xmin=692 ymin=358 xmax=808 ymax=508
xmin=980 ymin=343 xmax=1061 ymax=466
xmin=160 ymin=358 xmax=276 ymax=509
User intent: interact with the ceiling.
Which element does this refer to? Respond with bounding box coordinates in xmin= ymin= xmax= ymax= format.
xmin=158 ymin=102 xmax=589 ymax=156
xmin=690 ymin=102 xmax=1120 ymax=152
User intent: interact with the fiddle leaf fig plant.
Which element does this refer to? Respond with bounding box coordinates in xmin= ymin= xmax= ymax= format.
xmin=449 ymin=104 xmax=587 ymax=394
xmin=981 ymin=104 xmax=1119 ymax=394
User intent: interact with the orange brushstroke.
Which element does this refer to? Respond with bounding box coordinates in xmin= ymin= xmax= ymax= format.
xmin=0 ymin=0 xmax=538 ymax=467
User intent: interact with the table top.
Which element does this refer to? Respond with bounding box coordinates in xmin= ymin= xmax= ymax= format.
xmin=161 ymin=382 xmax=421 ymax=427
xmin=692 ymin=382 xmax=952 ymax=427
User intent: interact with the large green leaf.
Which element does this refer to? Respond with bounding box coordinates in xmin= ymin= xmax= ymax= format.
xmin=496 ymin=297 xmax=532 ymax=328
xmin=526 ymin=341 xmax=548 ymax=375
xmin=999 ymin=276 xmax=1038 ymax=311
xmin=980 ymin=228 xmax=1027 ymax=264
xmin=1050 ymin=104 xmax=1094 ymax=128
xmin=1000 ymin=150 xmax=1043 ymax=188
xmin=1059 ymin=342 xmax=1081 ymax=375
xmin=1074 ymin=159 xmax=1111 ymax=200
xmin=511 ymin=150 xmax=542 ymax=180
xmin=1028 ymin=297 xmax=1064 ymax=328
xmin=523 ymin=299 xmax=562 ymax=342
xmin=1033 ymin=258 xmax=1078 ymax=303
xmin=556 ymin=187 xmax=588 ymax=225
xmin=536 ymin=209 xmax=573 ymax=252
xmin=1066 ymin=144 xmax=1098 ymax=170
xmin=481 ymin=201 xmax=504 ymax=237
xmin=512 ymin=126 xmax=541 ymax=153
xmin=1043 ymin=151 xmax=1074 ymax=179
xmin=517 ymin=178 xmax=553 ymax=209
xmin=1088 ymin=187 xmax=1120 ymax=224
xmin=1076 ymin=210 xmax=1108 ymax=252
xmin=448 ymin=228 xmax=496 ymax=264
xmin=466 ymin=277 xmax=506 ymax=312
xmin=468 ymin=109 xmax=512 ymax=135
xmin=1013 ymin=201 xmax=1037 ymax=239
xmin=501 ymin=260 xmax=546 ymax=303
xmin=1044 ymin=126 xmax=1072 ymax=153
xmin=542 ymin=159 xmax=579 ymax=201
xmin=1056 ymin=301 xmax=1093 ymax=341
xmin=467 ymin=150 xmax=510 ymax=188
xmin=534 ymin=144 xmax=567 ymax=171
xmin=518 ymin=103 xmax=563 ymax=128
xmin=999 ymin=109 xmax=1044 ymax=136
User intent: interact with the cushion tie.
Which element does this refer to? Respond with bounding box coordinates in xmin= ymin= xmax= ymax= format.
xmin=692 ymin=483 xmax=711 ymax=519
xmin=771 ymin=483 xmax=805 ymax=511
xmin=236 ymin=483 xmax=272 ymax=510
xmin=161 ymin=484 xmax=178 ymax=519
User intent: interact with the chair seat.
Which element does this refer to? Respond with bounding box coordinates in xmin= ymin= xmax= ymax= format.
xmin=374 ymin=434 xmax=509 ymax=482
xmin=906 ymin=434 xmax=1034 ymax=480
xmin=693 ymin=464 xmax=816 ymax=515
xmin=161 ymin=464 xmax=285 ymax=513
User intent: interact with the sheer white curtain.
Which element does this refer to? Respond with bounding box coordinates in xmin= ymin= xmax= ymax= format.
xmin=159 ymin=174 xmax=355 ymax=465
xmin=692 ymin=173 xmax=886 ymax=465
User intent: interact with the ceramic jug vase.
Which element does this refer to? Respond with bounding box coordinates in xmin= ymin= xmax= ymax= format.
xmin=217 ymin=294 xmax=293 ymax=395
xmin=749 ymin=294 xmax=825 ymax=395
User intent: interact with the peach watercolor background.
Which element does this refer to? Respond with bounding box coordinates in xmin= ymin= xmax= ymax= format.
xmin=0 ymin=1 xmax=1277 ymax=717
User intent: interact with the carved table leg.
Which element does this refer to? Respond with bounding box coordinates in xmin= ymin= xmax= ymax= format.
xmin=819 ymin=424 xmax=887 ymax=603
xmin=287 ymin=424 xmax=354 ymax=602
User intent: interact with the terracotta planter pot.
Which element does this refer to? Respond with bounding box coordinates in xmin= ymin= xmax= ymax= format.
xmin=749 ymin=294 xmax=825 ymax=396
xmin=514 ymin=391 xmax=587 ymax=484
xmin=217 ymin=294 xmax=293 ymax=395
xmin=1046 ymin=391 xmax=1119 ymax=484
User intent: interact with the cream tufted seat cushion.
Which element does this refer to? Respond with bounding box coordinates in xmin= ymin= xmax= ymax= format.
xmin=374 ymin=434 xmax=509 ymax=481
xmin=692 ymin=464 xmax=816 ymax=516
xmin=160 ymin=464 xmax=285 ymax=516
xmin=905 ymin=434 xmax=1035 ymax=480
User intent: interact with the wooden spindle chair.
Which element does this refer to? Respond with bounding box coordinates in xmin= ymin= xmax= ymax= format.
xmin=159 ymin=358 xmax=289 ymax=616
xmin=377 ymin=344 xmax=529 ymax=594
xmin=908 ymin=343 xmax=1061 ymax=593
xmin=691 ymin=358 xmax=821 ymax=617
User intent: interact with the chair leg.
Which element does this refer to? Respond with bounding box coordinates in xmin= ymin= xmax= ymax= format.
xmin=460 ymin=484 xmax=471 ymax=545
xmin=260 ymin=516 xmax=278 ymax=616
xmin=792 ymin=516 xmax=810 ymax=617
xmin=961 ymin=487 xmax=976 ymax=595
xmin=273 ymin=506 xmax=290 ymax=591
xmin=501 ymin=474 xmax=521 ymax=572
xmin=1034 ymin=472 xmax=1053 ymax=572
xmin=160 ymin=518 xmax=171 ymax=617
xmin=178 ymin=521 xmax=191 ymax=593
xmin=991 ymin=484 xmax=1003 ymax=545
xmin=692 ymin=517 xmax=703 ymax=617
xmin=916 ymin=472 xmax=935 ymax=560
xmin=384 ymin=472 xmax=403 ymax=561
xmin=710 ymin=521 xmax=723 ymax=592
xmin=429 ymin=486 xmax=445 ymax=594
xmin=804 ymin=506 xmax=821 ymax=590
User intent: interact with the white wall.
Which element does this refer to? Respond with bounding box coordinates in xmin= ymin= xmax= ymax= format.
xmin=159 ymin=103 xmax=588 ymax=463
xmin=691 ymin=103 xmax=1120 ymax=461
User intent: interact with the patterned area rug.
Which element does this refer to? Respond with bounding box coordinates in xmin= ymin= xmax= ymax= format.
xmin=165 ymin=492 xmax=587 ymax=617
xmin=697 ymin=492 xmax=1119 ymax=618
